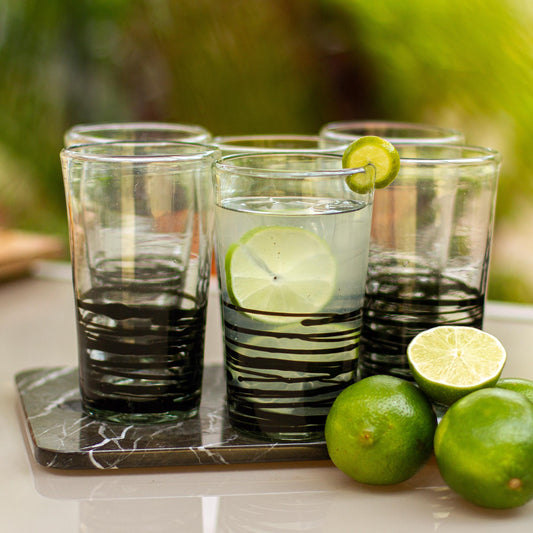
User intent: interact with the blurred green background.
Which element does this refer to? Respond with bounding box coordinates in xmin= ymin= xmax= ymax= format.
xmin=1 ymin=0 xmax=532 ymax=302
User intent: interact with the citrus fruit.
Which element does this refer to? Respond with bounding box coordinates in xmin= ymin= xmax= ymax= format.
xmin=406 ymin=326 xmax=506 ymax=406
xmin=225 ymin=225 xmax=336 ymax=324
xmin=325 ymin=374 xmax=437 ymax=485
xmin=434 ymin=387 xmax=533 ymax=509
xmin=496 ymin=377 xmax=533 ymax=404
xmin=342 ymin=135 xmax=400 ymax=193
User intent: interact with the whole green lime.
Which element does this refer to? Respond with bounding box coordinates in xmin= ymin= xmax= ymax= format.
xmin=434 ymin=387 xmax=533 ymax=509
xmin=325 ymin=375 xmax=437 ymax=485
xmin=496 ymin=377 xmax=533 ymax=404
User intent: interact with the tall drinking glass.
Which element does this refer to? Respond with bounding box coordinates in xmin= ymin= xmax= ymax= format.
xmin=60 ymin=141 xmax=219 ymax=423
xmin=359 ymin=144 xmax=501 ymax=381
xmin=213 ymin=153 xmax=374 ymax=441
xmin=319 ymin=120 xmax=464 ymax=146
xmin=64 ymin=122 xmax=211 ymax=147
xmin=213 ymin=134 xmax=345 ymax=156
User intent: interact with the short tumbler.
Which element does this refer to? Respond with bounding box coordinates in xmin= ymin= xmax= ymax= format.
xmin=60 ymin=141 xmax=219 ymax=423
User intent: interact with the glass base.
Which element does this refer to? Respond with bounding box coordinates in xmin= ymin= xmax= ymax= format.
xmin=84 ymin=405 xmax=199 ymax=425
xmin=228 ymin=416 xmax=325 ymax=443
xmin=232 ymin=426 xmax=325 ymax=443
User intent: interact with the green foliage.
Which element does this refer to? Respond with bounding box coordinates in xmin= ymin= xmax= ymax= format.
xmin=319 ymin=0 xmax=533 ymax=301
xmin=488 ymin=271 xmax=533 ymax=304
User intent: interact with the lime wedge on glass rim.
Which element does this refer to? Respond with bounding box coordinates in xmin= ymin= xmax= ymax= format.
xmin=225 ymin=225 xmax=337 ymax=324
xmin=342 ymin=135 xmax=400 ymax=193
xmin=407 ymin=326 xmax=507 ymax=406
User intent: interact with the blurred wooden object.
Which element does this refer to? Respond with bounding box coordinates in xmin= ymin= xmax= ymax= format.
xmin=0 ymin=229 xmax=64 ymax=279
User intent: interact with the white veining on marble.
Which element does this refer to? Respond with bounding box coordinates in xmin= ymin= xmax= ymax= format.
xmin=246 ymin=442 xmax=280 ymax=463
xmin=203 ymin=406 xmax=224 ymax=434
xmin=85 ymin=424 xmax=135 ymax=469
xmin=27 ymin=386 xmax=79 ymax=421
xmin=189 ymin=445 xmax=230 ymax=465
xmin=23 ymin=367 xmax=73 ymax=391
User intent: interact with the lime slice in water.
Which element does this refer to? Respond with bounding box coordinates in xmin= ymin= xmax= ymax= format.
xmin=225 ymin=226 xmax=337 ymax=324
xmin=407 ymin=326 xmax=507 ymax=406
xmin=342 ymin=135 xmax=400 ymax=193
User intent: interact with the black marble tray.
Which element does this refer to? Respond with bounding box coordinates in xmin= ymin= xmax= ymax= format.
xmin=15 ymin=365 xmax=328 ymax=470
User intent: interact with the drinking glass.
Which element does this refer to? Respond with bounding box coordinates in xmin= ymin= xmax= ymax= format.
xmin=319 ymin=120 xmax=464 ymax=146
xmin=64 ymin=122 xmax=211 ymax=147
xmin=359 ymin=144 xmax=501 ymax=381
xmin=60 ymin=141 xmax=219 ymax=423
xmin=213 ymin=134 xmax=345 ymax=156
xmin=213 ymin=152 xmax=373 ymax=441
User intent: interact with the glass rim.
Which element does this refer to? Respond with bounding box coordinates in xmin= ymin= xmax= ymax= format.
xmin=215 ymin=151 xmax=365 ymax=178
xmin=320 ymin=120 xmax=464 ymax=144
xmin=61 ymin=140 xmax=220 ymax=163
xmin=65 ymin=121 xmax=211 ymax=144
xmin=213 ymin=134 xmax=345 ymax=153
xmin=392 ymin=143 xmax=501 ymax=165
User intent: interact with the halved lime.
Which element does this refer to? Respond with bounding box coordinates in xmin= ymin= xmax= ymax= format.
xmin=225 ymin=226 xmax=337 ymax=324
xmin=342 ymin=135 xmax=400 ymax=193
xmin=407 ymin=326 xmax=507 ymax=406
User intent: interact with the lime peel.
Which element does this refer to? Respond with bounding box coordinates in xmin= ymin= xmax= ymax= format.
xmin=325 ymin=375 xmax=437 ymax=485
xmin=434 ymin=388 xmax=533 ymax=509
xmin=496 ymin=377 xmax=533 ymax=404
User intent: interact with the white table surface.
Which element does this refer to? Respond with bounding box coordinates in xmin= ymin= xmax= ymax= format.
xmin=1 ymin=262 xmax=532 ymax=532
